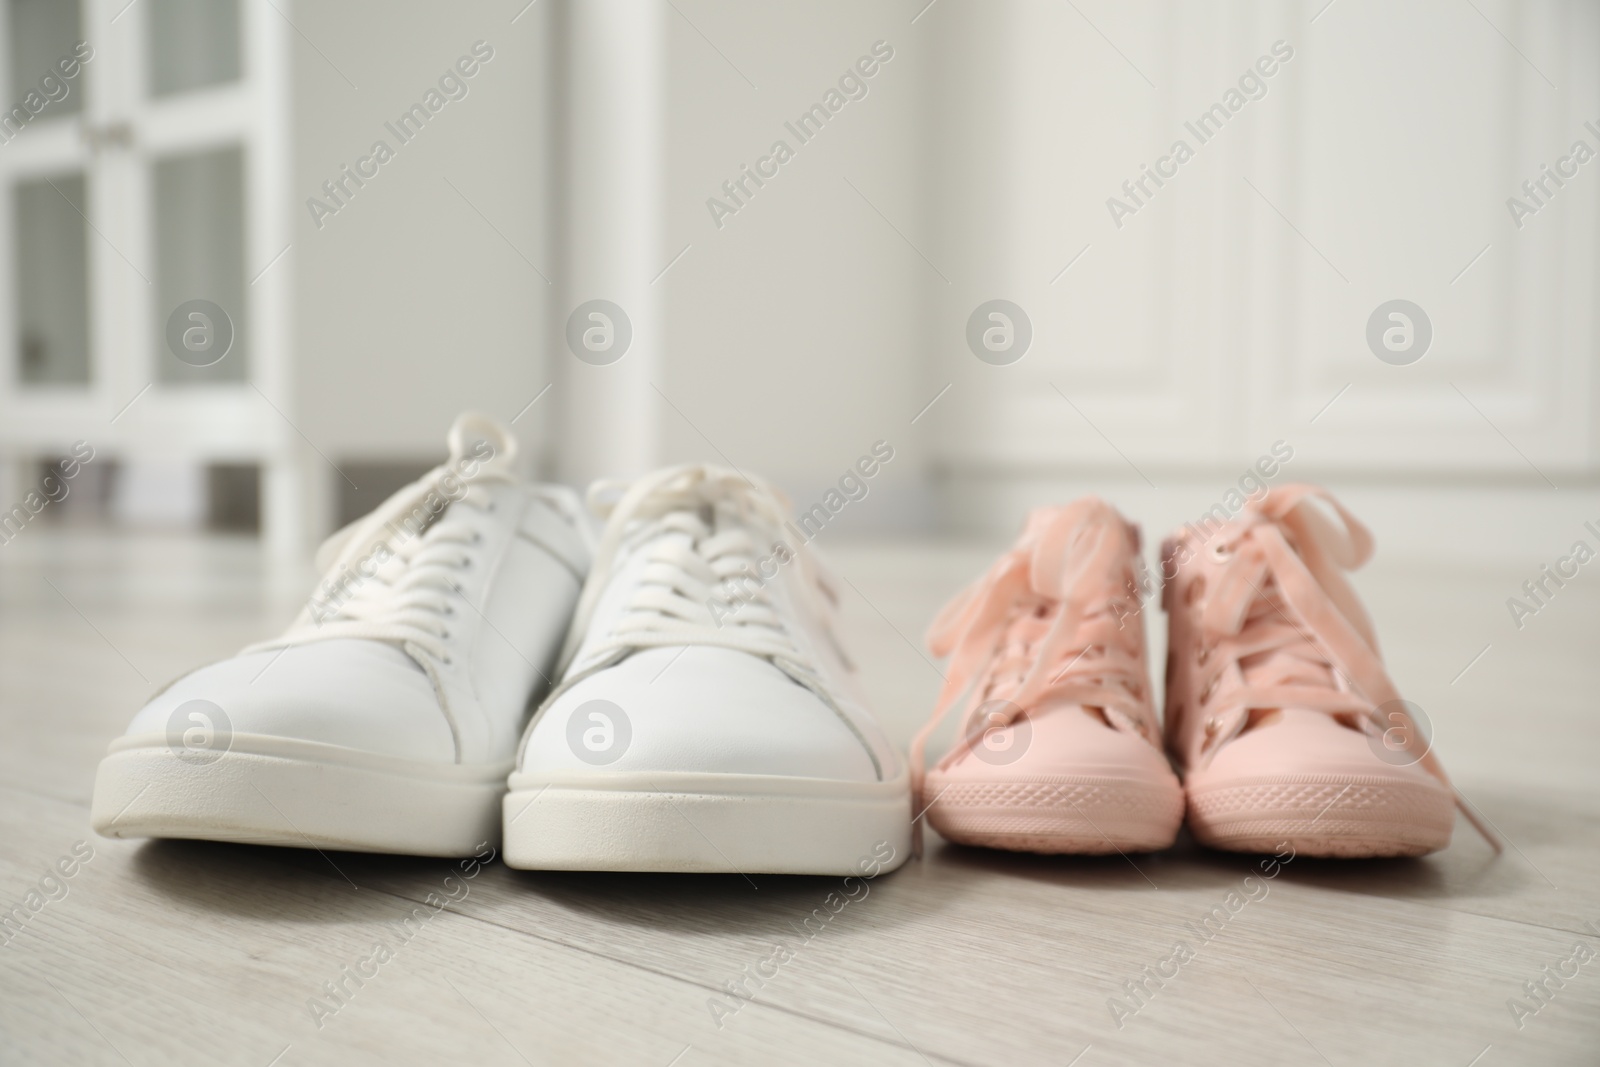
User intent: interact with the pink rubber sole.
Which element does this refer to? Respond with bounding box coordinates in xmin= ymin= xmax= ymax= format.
xmin=924 ymin=773 xmax=1184 ymax=854
xmin=1185 ymin=775 xmax=1455 ymax=857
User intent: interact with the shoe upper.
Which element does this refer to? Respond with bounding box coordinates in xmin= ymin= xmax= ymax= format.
xmin=1161 ymin=484 xmax=1455 ymax=793
xmin=912 ymin=499 xmax=1177 ymax=800
xmin=120 ymin=413 xmax=590 ymax=766
xmin=515 ymin=464 xmax=898 ymax=784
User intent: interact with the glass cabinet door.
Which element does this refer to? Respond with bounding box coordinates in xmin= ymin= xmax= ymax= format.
xmin=153 ymin=144 xmax=247 ymax=384
xmin=0 ymin=0 xmax=295 ymax=552
xmin=14 ymin=173 xmax=90 ymax=385
xmin=2 ymin=0 xmax=248 ymax=397
xmin=143 ymin=0 xmax=247 ymax=386
xmin=7 ymin=0 xmax=84 ymax=116
xmin=147 ymin=0 xmax=240 ymax=98
xmin=5 ymin=0 xmax=91 ymax=391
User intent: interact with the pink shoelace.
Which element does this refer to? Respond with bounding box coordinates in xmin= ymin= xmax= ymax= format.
xmin=911 ymin=500 xmax=1155 ymax=827
xmin=1193 ymin=485 xmax=1500 ymax=851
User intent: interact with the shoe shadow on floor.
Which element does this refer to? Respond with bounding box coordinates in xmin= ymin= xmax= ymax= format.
xmin=128 ymin=781 xmax=1557 ymax=927
xmin=927 ymin=835 xmax=1207 ymax=893
xmin=925 ymin=782 xmax=1571 ymax=904
xmin=1173 ymin=836 xmax=1453 ymax=899
xmin=1255 ymin=782 xmax=1576 ymax=903
xmin=502 ymin=864 xmax=939 ymax=939
xmin=129 ymin=839 xmax=468 ymax=923
xmin=922 ymin=822 xmax=1340 ymax=895
xmin=922 ymin=828 xmax=1504 ymax=901
xmin=126 ymin=836 xmax=944 ymax=937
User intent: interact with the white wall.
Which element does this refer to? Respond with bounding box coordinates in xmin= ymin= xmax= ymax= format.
xmin=651 ymin=1 xmax=934 ymax=531
xmin=281 ymin=0 xmax=1600 ymax=562
xmin=286 ymin=0 xmax=934 ymax=534
xmin=290 ymin=0 xmax=555 ymax=481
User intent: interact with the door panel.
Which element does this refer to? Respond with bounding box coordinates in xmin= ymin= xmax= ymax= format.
xmin=148 ymin=0 xmax=240 ymax=98
xmin=152 ymin=144 xmax=246 ymax=383
xmin=6 ymin=0 xmax=83 ymax=118
xmin=13 ymin=172 xmax=90 ymax=385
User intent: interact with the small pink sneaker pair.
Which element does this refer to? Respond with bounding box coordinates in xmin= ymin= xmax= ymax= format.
xmin=913 ymin=486 xmax=1498 ymax=859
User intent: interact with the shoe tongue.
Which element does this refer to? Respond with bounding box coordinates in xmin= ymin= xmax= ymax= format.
xmin=446 ymin=411 xmax=518 ymax=479
xmin=1238 ymin=648 xmax=1334 ymax=689
xmin=312 ymin=413 xmax=515 ymax=576
xmin=1233 ymin=588 xmax=1337 ymax=692
xmin=985 ymin=611 xmax=1048 ymax=695
xmin=984 ymin=606 xmax=1081 ymax=705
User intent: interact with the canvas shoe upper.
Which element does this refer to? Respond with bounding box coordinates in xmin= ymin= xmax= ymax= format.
xmin=1163 ymin=484 xmax=1499 ymax=857
xmin=912 ymin=499 xmax=1184 ymax=854
xmin=503 ymin=464 xmax=911 ymax=875
xmin=90 ymin=413 xmax=590 ymax=857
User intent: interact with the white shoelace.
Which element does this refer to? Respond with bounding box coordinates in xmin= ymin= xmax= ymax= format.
xmin=549 ymin=464 xmax=839 ymax=697
xmin=245 ymin=485 xmax=496 ymax=665
xmin=240 ymin=412 xmax=569 ymax=668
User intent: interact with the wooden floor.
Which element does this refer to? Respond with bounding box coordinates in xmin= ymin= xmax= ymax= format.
xmin=1 ymin=528 xmax=1597 ymax=1066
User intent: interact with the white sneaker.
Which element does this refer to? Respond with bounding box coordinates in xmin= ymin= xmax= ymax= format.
xmin=90 ymin=413 xmax=591 ymax=857
xmin=502 ymin=465 xmax=912 ymax=875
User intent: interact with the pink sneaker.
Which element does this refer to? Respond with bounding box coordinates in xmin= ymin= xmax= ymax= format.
xmin=912 ymin=500 xmax=1184 ymax=854
xmin=1162 ymin=485 xmax=1498 ymax=857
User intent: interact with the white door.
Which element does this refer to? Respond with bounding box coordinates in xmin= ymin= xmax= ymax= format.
xmin=923 ymin=1 xmax=1600 ymax=544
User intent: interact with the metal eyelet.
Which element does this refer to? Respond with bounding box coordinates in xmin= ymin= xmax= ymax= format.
xmin=1209 ymin=542 xmax=1233 ymax=563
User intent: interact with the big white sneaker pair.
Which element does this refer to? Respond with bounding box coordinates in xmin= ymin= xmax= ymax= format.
xmin=90 ymin=415 xmax=911 ymax=875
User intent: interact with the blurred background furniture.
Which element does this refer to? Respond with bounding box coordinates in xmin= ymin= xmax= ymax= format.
xmin=0 ymin=0 xmax=296 ymax=553
xmin=0 ymin=0 xmax=1594 ymax=567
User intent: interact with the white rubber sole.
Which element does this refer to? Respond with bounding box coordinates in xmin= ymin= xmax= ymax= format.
xmin=502 ymin=769 xmax=913 ymax=875
xmin=91 ymin=733 xmax=510 ymax=857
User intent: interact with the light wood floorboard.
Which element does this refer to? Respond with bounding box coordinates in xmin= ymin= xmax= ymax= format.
xmin=1 ymin=531 xmax=1596 ymax=1065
